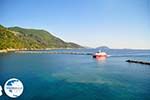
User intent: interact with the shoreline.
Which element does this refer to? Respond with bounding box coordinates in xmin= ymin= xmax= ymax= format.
xmin=0 ymin=48 xmax=84 ymax=53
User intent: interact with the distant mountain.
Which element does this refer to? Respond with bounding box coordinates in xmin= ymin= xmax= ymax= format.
xmin=93 ymin=46 xmax=150 ymax=56
xmin=96 ymin=46 xmax=110 ymax=50
xmin=0 ymin=25 xmax=82 ymax=50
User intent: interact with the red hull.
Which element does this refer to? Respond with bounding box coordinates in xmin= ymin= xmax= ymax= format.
xmin=93 ymin=55 xmax=107 ymax=58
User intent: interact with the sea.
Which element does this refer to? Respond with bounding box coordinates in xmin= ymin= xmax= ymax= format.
xmin=0 ymin=49 xmax=150 ymax=100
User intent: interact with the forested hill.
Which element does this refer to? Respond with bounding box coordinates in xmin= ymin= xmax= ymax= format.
xmin=0 ymin=25 xmax=82 ymax=50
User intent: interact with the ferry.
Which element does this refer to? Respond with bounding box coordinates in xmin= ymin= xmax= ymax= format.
xmin=93 ymin=50 xmax=107 ymax=58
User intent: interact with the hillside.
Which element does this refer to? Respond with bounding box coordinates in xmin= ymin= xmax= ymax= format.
xmin=0 ymin=25 xmax=82 ymax=50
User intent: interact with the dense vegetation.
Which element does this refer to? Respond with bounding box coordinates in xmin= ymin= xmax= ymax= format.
xmin=0 ymin=25 xmax=82 ymax=50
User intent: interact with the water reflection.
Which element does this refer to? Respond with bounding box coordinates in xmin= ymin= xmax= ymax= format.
xmin=95 ymin=57 xmax=106 ymax=61
xmin=93 ymin=57 xmax=107 ymax=64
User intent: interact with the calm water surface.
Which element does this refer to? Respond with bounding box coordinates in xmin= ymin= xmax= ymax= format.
xmin=0 ymin=49 xmax=150 ymax=100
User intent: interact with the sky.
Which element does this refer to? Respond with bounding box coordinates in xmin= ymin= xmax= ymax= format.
xmin=0 ymin=0 xmax=150 ymax=49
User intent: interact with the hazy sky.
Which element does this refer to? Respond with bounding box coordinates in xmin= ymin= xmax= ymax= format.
xmin=0 ymin=0 xmax=150 ymax=49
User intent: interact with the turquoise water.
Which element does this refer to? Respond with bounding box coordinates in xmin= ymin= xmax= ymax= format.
xmin=0 ymin=50 xmax=150 ymax=100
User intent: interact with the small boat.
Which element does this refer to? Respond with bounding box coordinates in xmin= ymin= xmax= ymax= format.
xmin=93 ymin=50 xmax=107 ymax=58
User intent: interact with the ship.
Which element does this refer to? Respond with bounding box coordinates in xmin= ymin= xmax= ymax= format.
xmin=93 ymin=50 xmax=107 ymax=58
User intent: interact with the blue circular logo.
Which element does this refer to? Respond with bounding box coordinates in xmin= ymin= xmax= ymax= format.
xmin=0 ymin=85 xmax=2 ymax=96
xmin=4 ymin=78 xmax=24 ymax=98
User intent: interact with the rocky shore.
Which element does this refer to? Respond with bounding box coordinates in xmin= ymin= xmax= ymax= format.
xmin=0 ymin=48 xmax=83 ymax=53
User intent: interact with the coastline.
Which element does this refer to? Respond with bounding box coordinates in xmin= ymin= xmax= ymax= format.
xmin=0 ymin=48 xmax=84 ymax=53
